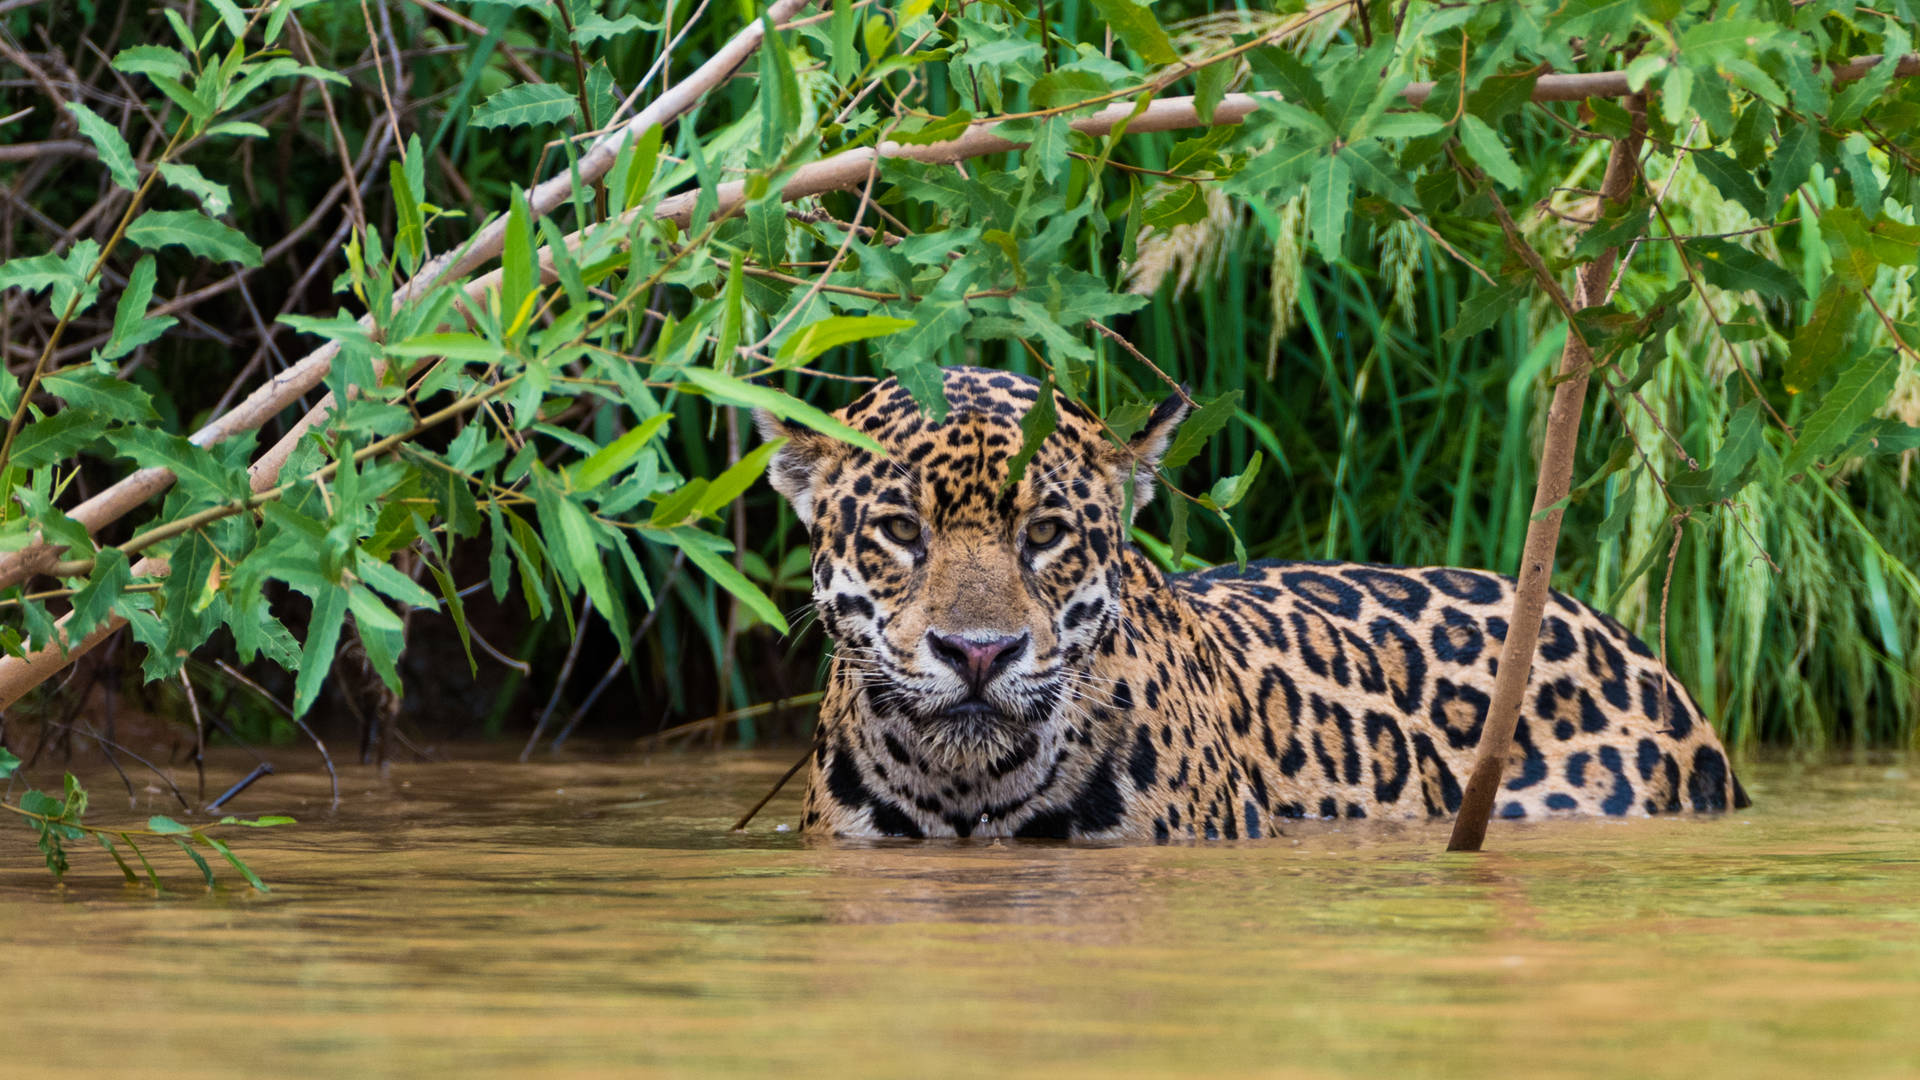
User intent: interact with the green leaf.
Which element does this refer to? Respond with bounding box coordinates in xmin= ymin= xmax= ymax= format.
xmin=13 ymin=488 xmax=92 ymax=559
xmin=1247 ymin=46 xmax=1324 ymax=110
xmin=1167 ymin=495 xmax=1190 ymax=565
xmin=679 ymin=366 xmax=884 ymax=454
xmin=1685 ymin=238 xmax=1806 ymax=303
xmin=471 ymin=83 xmax=580 ymax=130
xmin=147 ymin=815 xmax=192 ymax=835
xmin=1194 ymin=63 xmax=1232 ymax=125
xmin=1031 ymin=69 xmax=1111 ymax=113
xmin=649 ymin=477 xmax=710 ymax=527
xmin=1572 ymin=199 xmax=1650 ymax=261
xmin=1361 ymin=112 xmax=1446 ymax=139
xmin=148 ymin=73 xmax=213 ymax=127
xmin=1227 ymin=133 xmax=1326 ymax=200
xmin=112 ymin=45 xmax=191 ymax=81
xmin=1458 ymin=113 xmax=1522 ymax=190
xmin=1838 ymin=133 xmax=1881 ymax=220
xmin=1160 ymin=390 xmax=1242 ymax=472
xmin=159 ymin=528 xmax=221 ymax=661
xmin=893 ymin=109 xmax=975 ymax=145
xmin=107 ymin=426 xmax=247 ymax=503
xmin=1785 ymin=278 xmax=1864 ymax=394
xmin=655 ymin=527 xmax=788 ymax=633
xmin=1690 ymin=150 xmax=1767 ymax=219
xmin=169 ymin=836 xmax=216 ymax=888
xmin=773 ymin=314 xmax=917 ymax=369
xmin=207 ymin=120 xmax=270 ymax=140
xmin=1206 ymin=451 xmax=1263 ymax=510
xmin=63 ymin=543 xmax=128 ymax=637
xmin=1004 ymin=378 xmax=1058 ymax=489
xmin=43 ymin=370 xmax=157 ymax=421
xmin=11 ymin=408 xmax=101 ymax=469
xmin=217 ymin=814 xmax=297 ymax=827
xmin=1340 ymin=140 xmax=1416 ymax=204
xmin=1782 ymin=350 xmax=1900 ymax=475
xmin=390 ymin=157 xmax=425 ymax=271
xmin=357 ymin=558 xmax=439 ymax=612
xmin=292 ymin=583 xmax=349 ymax=718
xmin=882 ymin=266 xmax=981 ymax=421
xmin=1704 ymin=398 xmax=1766 ymax=501
xmin=1610 ymin=527 xmax=1677 ymax=610
xmin=1085 ymin=0 xmax=1179 ymax=65
xmin=746 ymin=194 xmax=787 ymax=270
xmin=1597 ymin=466 xmax=1638 ymax=543
xmin=1445 ymin=277 xmax=1530 ymax=342
xmin=384 ymin=331 xmax=507 ymax=364
xmin=1142 ymin=183 xmax=1207 ymax=229
xmin=1820 ymin=208 xmax=1920 ymax=288
xmin=155 ymin=162 xmax=230 ymax=217
xmin=204 ymin=0 xmax=246 ymax=41
xmin=125 ymin=209 xmax=262 ymax=266
xmin=696 ymin=438 xmax=787 ymax=516
xmin=200 ymin=835 xmax=268 ymax=892
xmin=65 ymin=101 xmax=139 ymax=192
xmin=0 ymin=746 xmax=18 ymax=780
xmin=713 ymin=258 xmax=744 ymax=369
xmin=502 ymin=184 xmax=534 ymax=328
xmin=829 ymin=0 xmax=856 ymax=80
xmin=1306 ymin=152 xmax=1351 ymax=259
xmin=574 ymin=413 xmax=670 ymax=490
xmin=571 ymin=11 xmax=652 ymax=44
xmin=1765 ymin=123 xmax=1816 ymax=216
xmin=622 ymin=123 xmax=663 ymax=209
xmin=756 ymin=12 xmax=802 ymax=161
xmin=0 ymin=244 xmax=98 ymax=316
xmin=888 ymin=355 xmax=949 ymax=420
xmin=99 ymin=255 xmax=177 ymax=363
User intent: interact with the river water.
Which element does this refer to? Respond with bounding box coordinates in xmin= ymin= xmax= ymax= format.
xmin=3 ymin=751 xmax=1916 ymax=1078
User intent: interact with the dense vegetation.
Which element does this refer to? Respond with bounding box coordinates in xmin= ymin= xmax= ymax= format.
xmin=1 ymin=0 xmax=1916 ymax=817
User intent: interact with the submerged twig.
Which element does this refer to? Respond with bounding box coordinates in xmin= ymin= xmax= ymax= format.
xmin=732 ymin=749 xmax=811 ymax=831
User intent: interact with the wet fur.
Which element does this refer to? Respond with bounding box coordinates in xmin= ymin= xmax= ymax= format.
xmin=760 ymin=368 xmax=1744 ymax=840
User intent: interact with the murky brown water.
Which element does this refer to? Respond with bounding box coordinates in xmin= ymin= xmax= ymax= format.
xmin=3 ymin=750 xmax=1917 ymax=1078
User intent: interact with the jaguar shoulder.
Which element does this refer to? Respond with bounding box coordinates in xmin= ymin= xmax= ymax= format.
xmin=757 ymin=366 xmax=1747 ymax=840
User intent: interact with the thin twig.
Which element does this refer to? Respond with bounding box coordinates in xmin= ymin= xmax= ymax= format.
xmin=214 ymin=660 xmax=340 ymax=810
xmin=732 ymin=749 xmax=812 ymax=831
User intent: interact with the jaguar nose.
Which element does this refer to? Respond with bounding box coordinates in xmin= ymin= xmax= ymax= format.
xmin=927 ymin=631 xmax=1030 ymax=695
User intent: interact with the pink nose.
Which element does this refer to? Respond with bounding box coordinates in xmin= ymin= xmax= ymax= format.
xmin=927 ymin=632 xmax=1029 ymax=695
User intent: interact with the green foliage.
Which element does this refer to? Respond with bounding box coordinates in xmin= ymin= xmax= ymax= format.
xmin=0 ymin=748 xmax=289 ymax=891
xmin=1 ymin=0 xmax=1917 ymax=770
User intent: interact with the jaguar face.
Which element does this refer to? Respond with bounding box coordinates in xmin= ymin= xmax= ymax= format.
xmin=758 ymin=368 xmax=1186 ymax=769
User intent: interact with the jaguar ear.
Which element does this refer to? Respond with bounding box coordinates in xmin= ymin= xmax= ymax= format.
xmin=1118 ymin=389 xmax=1190 ymax=519
xmin=755 ymin=409 xmax=833 ymax=526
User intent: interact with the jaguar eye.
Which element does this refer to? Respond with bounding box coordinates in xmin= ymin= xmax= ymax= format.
xmin=1025 ymin=519 xmax=1064 ymax=549
xmin=881 ymin=516 xmax=923 ymax=546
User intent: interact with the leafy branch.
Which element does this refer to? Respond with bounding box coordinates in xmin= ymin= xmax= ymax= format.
xmin=0 ymin=747 xmax=289 ymax=891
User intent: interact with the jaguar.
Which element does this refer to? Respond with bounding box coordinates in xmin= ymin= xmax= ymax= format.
xmin=758 ymin=366 xmax=1747 ymax=840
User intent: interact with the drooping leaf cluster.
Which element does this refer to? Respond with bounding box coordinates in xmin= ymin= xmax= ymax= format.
xmin=0 ymin=746 xmax=289 ymax=891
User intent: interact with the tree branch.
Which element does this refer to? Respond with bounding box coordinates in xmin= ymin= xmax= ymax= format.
xmin=1445 ymin=97 xmax=1648 ymax=853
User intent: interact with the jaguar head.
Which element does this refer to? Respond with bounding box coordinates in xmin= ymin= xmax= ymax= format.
xmin=758 ymin=367 xmax=1186 ymax=769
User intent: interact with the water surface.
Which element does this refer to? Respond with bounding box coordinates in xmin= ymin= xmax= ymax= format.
xmin=4 ymin=751 xmax=1916 ymax=1078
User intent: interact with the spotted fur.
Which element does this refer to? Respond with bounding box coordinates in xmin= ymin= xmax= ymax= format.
xmin=759 ymin=368 xmax=1747 ymax=840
